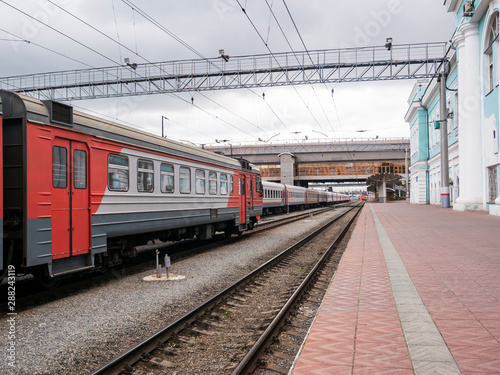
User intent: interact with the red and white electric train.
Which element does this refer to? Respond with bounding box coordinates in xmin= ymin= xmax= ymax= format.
xmin=0 ymin=90 xmax=264 ymax=281
xmin=0 ymin=90 xmax=349 ymax=283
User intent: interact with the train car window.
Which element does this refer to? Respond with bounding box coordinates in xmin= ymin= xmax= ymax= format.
xmin=108 ymin=154 xmax=129 ymax=191
xmin=209 ymin=171 xmax=217 ymax=195
xmin=179 ymin=167 xmax=191 ymax=194
xmin=74 ymin=149 xmax=87 ymax=189
xmin=220 ymin=174 xmax=228 ymax=195
xmin=230 ymin=175 xmax=234 ymax=195
xmin=53 ymin=146 xmax=67 ymax=188
xmin=256 ymin=175 xmax=263 ymax=192
xmin=195 ymin=169 xmax=205 ymax=194
xmin=137 ymin=159 xmax=154 ymax=193
xmin=160 ymin=163 xmax=174 ymax=193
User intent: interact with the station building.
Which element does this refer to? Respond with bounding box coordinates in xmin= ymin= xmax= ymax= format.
xmin=405 ymin=0 xmax=500 ymax=216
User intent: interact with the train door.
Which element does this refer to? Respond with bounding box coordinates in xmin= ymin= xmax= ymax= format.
xmin=248 ymin=177 xmax=254 ymax=211
xmin=51 ymin=139 xmax=90 ymax=259
xmin=239 ymin=175 xmax=246 ymax=225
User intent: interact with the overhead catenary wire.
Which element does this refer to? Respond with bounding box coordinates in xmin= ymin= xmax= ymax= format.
xmin=263 ymin=0 xmax=334 ymax=137
xmin=111 ymin=0 xmax=123 ymax=63
xmin=3 ymin=0 xmax=256 ymax=140
xmin=0 ymin=28 xmax=94 ymax=68
xmin=119 ymin=0 xmax=273 ymax=137
xmin=280 ymin=1 xmax=350 ymax=151
xmin=234 ymin=0 xmax=326 ymax=138
xmin=119 ymin=0 xmax=266 ymax=137
xmin=279 ymin=0 xmax=346 ymax=139
xmin=0 ymin=0 xmax=122 ymax=66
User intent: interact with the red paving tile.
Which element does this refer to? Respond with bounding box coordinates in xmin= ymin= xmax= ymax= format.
xmin=291 ymin=202 xmax=500 ymax=375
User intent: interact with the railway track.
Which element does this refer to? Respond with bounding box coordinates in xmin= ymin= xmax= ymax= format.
xmin=0 ymin=205 xmax=344 ymax=312
xmin=90 ymin=202 xmax=363 ymax=374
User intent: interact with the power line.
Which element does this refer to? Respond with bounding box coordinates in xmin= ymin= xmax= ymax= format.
xmin=0 ymin=28 xmax=94 ymax=68
xmin=279 ymin=0 xmax=344 ymax=139
xmin=121 ymin=0 xmax=211 ymax=62
xmin=119 ymin=0 xmax=270 ymax=138
xmin=234 ymin=0 xmax=325 ymax=136
xmin=198 ymin=92 xmax=266 ymax=133
xmin=0 ymin=0 xmax=121 ymax=66
xmin=3 ymin=1 xmax=255 ymax=140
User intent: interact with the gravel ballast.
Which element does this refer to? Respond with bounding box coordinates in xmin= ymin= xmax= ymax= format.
xmin=0 ymin=209 xmax=347 ymax=374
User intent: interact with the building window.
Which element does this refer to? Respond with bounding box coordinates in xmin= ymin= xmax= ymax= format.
xmin=485 ymin=12 xmax=499 ymax=93
xmin=108 ymin=154 xmax=129 ymax=191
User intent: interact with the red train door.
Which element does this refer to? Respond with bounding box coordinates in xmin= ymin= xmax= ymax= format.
xmin=51 ymin=139 xmax=90 ymax=259
xmin=71 ymin=142 xmax=90 ymax=256
xmin=239 ymin=176 xmax=246 ymax=225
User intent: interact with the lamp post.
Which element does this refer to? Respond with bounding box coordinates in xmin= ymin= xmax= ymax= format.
xmin=161 ymin=116 xmax=169 ymax=138
xmin=215 ymin=139 xmax=233 ymax=157
xmin=439 ymin=71 xmax=450 ymax=208
xmin=258 ymin=133 xmax=280 ymax=143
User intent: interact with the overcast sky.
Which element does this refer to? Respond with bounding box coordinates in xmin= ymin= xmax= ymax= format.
xmin=0 ymin=0 xmax=456 ymax=146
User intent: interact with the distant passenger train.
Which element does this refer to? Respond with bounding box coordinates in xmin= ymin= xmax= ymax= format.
xmin=262 ymin=181 xmax=350 ymax=215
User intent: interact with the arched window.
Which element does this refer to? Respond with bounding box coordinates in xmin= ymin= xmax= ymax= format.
xmin=485 ymin=12 xmax=499 ymax=93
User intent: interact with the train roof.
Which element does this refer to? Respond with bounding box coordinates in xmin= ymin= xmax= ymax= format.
xmin=262 ymin=181 xmax=285 ymax=189
xmin=0 ymin=90 xmax=259 ymax=173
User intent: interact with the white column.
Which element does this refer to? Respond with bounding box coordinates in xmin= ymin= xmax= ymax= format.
xmin=454 ymin=22 xmax=484 ymax=211
xmin=379 ymin=176 xmax=387 ymax=203
xmin=495 ymin=0 xmax=500 ymax=216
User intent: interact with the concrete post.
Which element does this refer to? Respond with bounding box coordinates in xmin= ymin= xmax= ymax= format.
xmin=279 ymin=152 xmax=295 ymax=186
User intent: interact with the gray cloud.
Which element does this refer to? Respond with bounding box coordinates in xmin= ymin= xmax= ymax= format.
xmin=0 ymin=0 xmax=455 ymax=144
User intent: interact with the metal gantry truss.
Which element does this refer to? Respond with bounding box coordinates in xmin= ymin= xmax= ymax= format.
xmin=0 ymin=43 xmax=448 ymax=101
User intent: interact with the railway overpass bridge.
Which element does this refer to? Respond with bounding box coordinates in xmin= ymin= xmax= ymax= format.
xmin=206 ymin=137 xmax=409 ymax=187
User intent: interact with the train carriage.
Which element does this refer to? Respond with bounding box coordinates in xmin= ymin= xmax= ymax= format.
xmin=0 ymin=97 xmax=3 ymax=274
xmin=326 ymin=191 xmax=334 ymax=203
xmin=0 ymin=91 xmax=262 ymax=280
xmin=262 ymin=181 xmax=285 ymax=214
xmin=284 ymin=184 xmax=306 ymax=207
xmin=318 ymin=191 xmax=328 ymax=204
xmin=306 ymin=189 xmax=319 ymax=206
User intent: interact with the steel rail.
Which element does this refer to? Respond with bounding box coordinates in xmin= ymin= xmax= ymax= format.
xmin=89 ymin=205 xmax=358 ymax=375
xmin=232 ymin=203 xmax=363 ymax=374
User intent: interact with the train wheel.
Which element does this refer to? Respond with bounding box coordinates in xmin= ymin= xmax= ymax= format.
xmin=35 ymin=266 xmax=60 ymax=289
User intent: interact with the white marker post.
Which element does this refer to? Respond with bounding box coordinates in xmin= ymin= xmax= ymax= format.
xmin=164 ymin=255 xmax=171 ymax=279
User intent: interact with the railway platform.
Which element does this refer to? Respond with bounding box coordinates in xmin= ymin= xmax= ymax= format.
xmin=291 ymin=202 xmax=500 ymax=375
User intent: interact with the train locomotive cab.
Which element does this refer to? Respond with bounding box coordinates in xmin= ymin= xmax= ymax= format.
xmin=0 ymin=90 xmax=263 ymax=284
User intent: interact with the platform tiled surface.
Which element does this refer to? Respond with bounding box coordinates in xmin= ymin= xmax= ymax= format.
xmin=292 ymin=202 xmax=500 ymax=375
